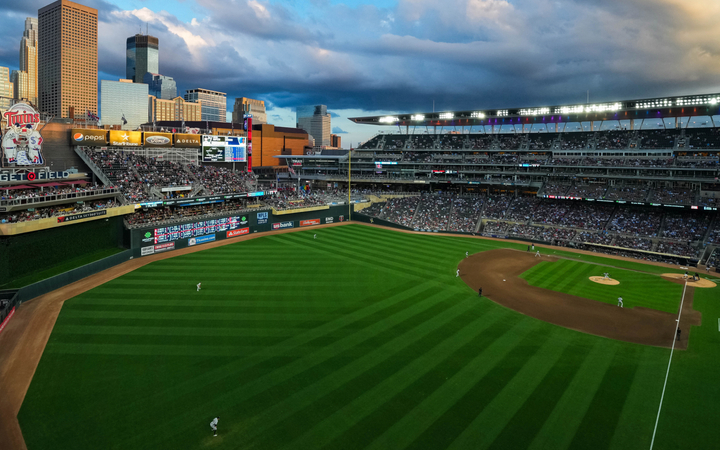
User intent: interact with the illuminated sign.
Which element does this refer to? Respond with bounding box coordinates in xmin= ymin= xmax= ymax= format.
xmin=227 ymin=228 xmax=250 ymax=238
xmin=202 ymin=135 xmax=246 ymax=162
xmin=144 ymin=132 xmax=173 ymax=147
xmin=272 ymin=221 xmax=294 ymax=230
xmin=174 ymin=134 xmax=202 ymax=147
xmin=379 ymin=116 xmax=398 ymax=123
xmin=2 ymin=103 xmax=44 ymax=167
xmin=109 ymin=130 xmax=142 ymax=147
xmin=300 ymin=219 xmax=320 ymax=227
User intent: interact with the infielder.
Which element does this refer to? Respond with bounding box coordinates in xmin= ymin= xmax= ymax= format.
xmin=617 ymin=297 xmax=623 ymax=308
xmin=465 ymin=251 xmax=468 ymax=258
xmin=197 ymin=282 xmax=201 ymax=292
xmin=210 ymin=416 xmax=219 ymax=436
xmin=456 ymin=269 xmax=460 ymax=277
xmin=534 ymin=251 xmax=540 ymax=257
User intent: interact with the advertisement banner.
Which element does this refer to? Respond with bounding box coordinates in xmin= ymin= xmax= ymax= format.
xmin=257 ymin=211 xmax=268 ymax=224
xmin=141 ymin=246 xmax=155 ymax=256
xmin=70 ymin=128 xmax=107 ymax=146
xmin=174 ymin=133 xmax=202 ymax=148
xmin=339 ymin=215 xmax=345 ymax=222
xmin=188 ymin=234 xmax=216 ymax=246
xmin=154 ymin=242 xmax=175 ymax=253
xmin=272 ymin=221 xmax=294 ymax=230
xmin=300 ymin=219 xmax=320 ymax=227
xmin=109 ymin=130 xmax=142 ymax=147
xmin=143 ymin=132 xmax=173 ymax=147
xmin=227 ymin=227 xmax=250 ymax=238
xmin=325 ymin=217 xmax=334 ymax=224
xmin=57 ymin=210 xmax=107 ymax=223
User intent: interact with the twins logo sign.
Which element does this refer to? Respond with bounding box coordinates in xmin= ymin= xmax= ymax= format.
xmin=1 ymin=103 xmax=44 ymax=167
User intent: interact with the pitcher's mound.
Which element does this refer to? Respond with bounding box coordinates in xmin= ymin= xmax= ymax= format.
xmin=661 ymin=273 xmax=717 ymax=288
xmin=589 ymin=276 xmax=620 ymax=285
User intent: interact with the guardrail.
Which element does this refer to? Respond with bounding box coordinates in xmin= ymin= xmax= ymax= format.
xmin=0 ymin=188 xmax=120 ymax=207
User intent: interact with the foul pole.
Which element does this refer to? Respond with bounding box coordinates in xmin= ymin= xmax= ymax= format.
xmin=348 ymin=149 xmax=352 ymax=221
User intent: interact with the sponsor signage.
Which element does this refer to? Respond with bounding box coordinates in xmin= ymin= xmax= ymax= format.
xmin=227 ymin=227 xmax=250 ymax=238
xmin=109 ymin=130 xmax=142 ymax=147
xmin=161 ymin=186 xmax=192 ymax=192
xmin=70 ymin=129 xmax=107 ymax=146
xmin=174 ymin=134 xmax=202 ymax=147
xmin=339 ymin=215 xmax=344 ymax=222
xmin=2 ymin=103 xmax=45 ymax=167
xmin=143 ymin=132 xmax=173 ymax=147
xmin=153 ymin=216 xmax=241 ymax=244
xmin=202 ymin=135 xmax=247 ymax=162
xmin=325 ymin=217 xmax=334 ymax=224
xmin=300 ymin=219 xmax=320 ymax=227
xmin=0 ymin=170 xmax=69 ymax=182
xmin=272 ymin=221 xmax=294 ymax=230
xmin=257 ymin=211 xmax=268 ymax=224
xmin=57 ymin=210 xmax=107 ymax=223
xmin=141 ymin=246 xmax=155 ymax=256
xmin=154 ymin=242 xmax=175 ymax=253
xmin=188 ymin=234 xmax=216 ymax=246
xmin=239 ymin=215 xmax=248 ymax=225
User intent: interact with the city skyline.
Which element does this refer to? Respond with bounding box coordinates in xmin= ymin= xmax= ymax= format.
xmin=2 ymin=0 xmax=720 ymax=146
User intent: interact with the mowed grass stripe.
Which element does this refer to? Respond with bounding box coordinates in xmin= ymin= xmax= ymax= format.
xmin=52 ymin=325 xmax=311 ymax=338
xmin=566 ymin=348 xmax=641 ymax=449
xmin=311 ymin=310 xmax=517 ymax=450
xmin=526 ymin=341 xmax=619 ymax=450
xmin=119 ymin=288 xmax=463 ymax=448
xmin=363 ymin=317 xmax=546 ymax=450
xmin=221 ymin=295 xmax=497 ymax=449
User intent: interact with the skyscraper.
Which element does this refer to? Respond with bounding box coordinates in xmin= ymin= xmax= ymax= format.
xmin=296 ymin=105 xmax=331 ymax=148
xmin=101 ymin=79 xmax=148 ymax=130
xmin=0 ymin=66 xmax=14 ymax=112
xmin=143 ymin=72 xmax=176 ymax=100
xmin=184 ymin=88 xmax=227 ymax=122
xmin=126 ymin=34 xmax=159 ymax=83
xmin=17 ymin=17 xmax=38 ymax=105
xmin=38 ymin=0 xmax=98 ymax=119
xmin=232 ymin=97 xmax=267 ymax=124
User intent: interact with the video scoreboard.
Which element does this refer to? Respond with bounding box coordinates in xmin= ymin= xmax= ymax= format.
xmin=201 ymin=135 xmax=247 ymax=162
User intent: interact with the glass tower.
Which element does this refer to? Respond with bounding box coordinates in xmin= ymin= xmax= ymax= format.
xmin=296 ymin=105 xmax=331 ymax=147
xmin=184 ymin=88 xmax=227 ymax=122
xmin=100 ymin=79 xmax=148 ymax=130
xmin=143 ymin=72 xmax=177 ymax=100
xmin=126 ymin=34 xmax=158 ymax=83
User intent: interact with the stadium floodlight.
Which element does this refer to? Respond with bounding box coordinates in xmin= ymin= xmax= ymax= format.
xmin=496 ymin=110 xmax=509 ymax=117
xmin=519 ymin=107 xmax=550 ymax=116
xmin=470 ymin=111 xmax=485 ymax=119
xmin=554 ymin=102 xmax=621 ymax=114
xmin=379 ymin=116 xmax=398 ymax=123
xmin=411 ymin=114 xmax=425 ymax=121
xmin=439 ymin=112 xmax=454 ymax=120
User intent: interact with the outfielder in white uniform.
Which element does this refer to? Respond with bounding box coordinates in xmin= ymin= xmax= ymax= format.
xmin=314 ymin=234 xmax=317 ymax=239
xmin=617 ymin=297 xmax=623 ymax=308
xmin=465 ymin=251 xmax=468 ymax=258
xmin=456 ymin=269 xmax=460 ymax=277
xmin=210 ymin=417 xmax=219 ymax=436
xmin=197 ymin=282 xmax=201 ymax=292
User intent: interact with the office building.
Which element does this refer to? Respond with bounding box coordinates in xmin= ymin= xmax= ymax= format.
xmin=184 ymin=88 xmax=226 ymax=122
xmin=38 ymin=0 xmax=98 ymax=119
xmin=148 ymin=96 xmax=201 ymax=123
xmin=126 ymin=34 xmax=159 ymax=83
xmin=0 ymin=66 xmax=14 ymax=112
xmin=296 ymin=105 xmax=331 ymax=148
xmin=232 ymin=97 xmax=267 ymax=124
xmin=15 ymin=17 xmax=38 ymax=105
xmin=331 ymin=134 xmax=342 ymax=149
xmin=143 ymin=72 xmax=176 ymax=100
xmin=100 ymin=79 xmax=148 ymax=130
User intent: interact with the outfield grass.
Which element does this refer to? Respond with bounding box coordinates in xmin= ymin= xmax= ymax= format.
xmin=17 ymin=225 xmax=718 ymax=450
xmin=0 ymin=247 xmax=125 ymax=289
xmin=519 ymin=259 xmax=683 ymax=313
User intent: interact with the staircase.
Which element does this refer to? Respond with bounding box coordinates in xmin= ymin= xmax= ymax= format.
xmin=74 ymin=147 xmax=111 ymax=186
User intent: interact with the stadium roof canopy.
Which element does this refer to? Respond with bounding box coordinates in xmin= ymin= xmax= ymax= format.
xmin=349 ymin=92 xmax=720 ymax=127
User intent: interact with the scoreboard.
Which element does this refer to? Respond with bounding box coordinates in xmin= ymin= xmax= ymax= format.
xmin=201 ymin=135 xmax=246 ymax=162
xmin=153 ymin=216 xmax=243 ymax=243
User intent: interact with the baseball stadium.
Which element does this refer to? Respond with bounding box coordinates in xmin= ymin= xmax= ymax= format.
xmin=1 ymin=92 xmax=720 ymax=450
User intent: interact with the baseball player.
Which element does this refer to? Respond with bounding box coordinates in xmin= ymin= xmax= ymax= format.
xmin=535 ymin=250 xmax=540 ymax=257
xmin=210 ymin=417 xmax=219 ymax=436
xmin=197 ymin=282 xmax=201 ymax=292
xmin=456 ymin=269 xmax=460 ymax=277
xmin=465 ymin=251 xmax=468 ymax=258
xmin=617 ymin=297 xmax=623 ymax=308
xmin=314 ymin=234 xmax=317 ymax=239
xmin=531 ymin=244 xmax=535 ymax=251
xmin=604 ymin=272 xmax=610 ymax=280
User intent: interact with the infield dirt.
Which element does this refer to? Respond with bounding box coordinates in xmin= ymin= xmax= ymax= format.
xmin=459 ymin=249 xmax=701 ymax=349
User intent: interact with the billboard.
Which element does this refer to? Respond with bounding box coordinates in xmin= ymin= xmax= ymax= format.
xmin=300 ymin=219 xmax=320 ymax=227
xmin=272 ymin=221 xmax=294 ymax=230
xmin=227 ymin=228 xmax=250 ymax=238
xmin=143 ymin=132 xmax=173 ymax=147
xmin=174 ymin=133 xmax=202 ymax=147
xmin=188 ymin=234 xmax=216 ymax=246
xmin=109 ymin=130 xmax=142 ymax=147
xmin=202 ymin=135 xmax=246 ymax=162
xmin=70 ymin=128 xmax=108 ymax=146
xmin=153 ymin=216 xmax=241 ymax=244
xmin=2 ymin=103 xmax=45 ymax=166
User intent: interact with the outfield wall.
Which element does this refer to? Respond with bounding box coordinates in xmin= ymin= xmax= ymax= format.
xmin=129 ymin=205 xmax=352 ymax=257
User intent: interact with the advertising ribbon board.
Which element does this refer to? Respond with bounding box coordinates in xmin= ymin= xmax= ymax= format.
xmin=57 ymin=210 xmax=107 ymax=223
xmin=143 ymin=132 xmax=173 ymax=147
xmin=300 ymin=219 xmax=320 ymax=227
xmin=174 ymin=134 xmax=202 ymax=148
xmin=154 ymin=242 xmax=175 ymax=253
xmin=70 ymin=129 xmax=108 ymax=146
xmin=188 ymin=234 xmax=216 ymax=246
xmin=109 ymin=130 xmax=142 ymax=147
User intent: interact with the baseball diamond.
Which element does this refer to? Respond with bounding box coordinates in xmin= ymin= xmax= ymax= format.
xmin=1 ymin=224 xmax=719 ymax=450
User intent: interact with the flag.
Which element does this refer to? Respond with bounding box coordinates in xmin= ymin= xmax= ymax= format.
xmin=288 ymin=165 xmax=296 ymax=175
xmin=122 ymin=114 xmax=127 ymax=125
xmin=87 ymin=110 xmax=99 ymax=121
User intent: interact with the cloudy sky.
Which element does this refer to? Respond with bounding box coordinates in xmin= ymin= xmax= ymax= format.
xmin=2 ymin=0 xmax=720 ymax=146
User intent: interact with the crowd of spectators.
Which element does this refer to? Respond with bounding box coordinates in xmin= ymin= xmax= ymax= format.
xmin=614 ymin=236 xmax=653 ymax=251
xmin=382 ymin=196 xmax=421 ymax=227
xmin=605 ymin=186 xmax=648 ymax=202
xmin=607 ymin=209 xmax=663 ymax=236
xmin=504 ymin=197 xmax=539 ymax=221
xmin=656 ymin=241 xmax=699 ymax=257
xmin=1 ymin=199 xmax=116 ymax=223
xmin=126 ymin=200 xmax=254 ymax=228
xmin=412 ymin=194 xmax=453 ymax=230
xmin=576 ymin=231 xmax=614 ymax=245
xmin=566 ymin=184 xmax=608 ymax=199
xmin=649 ymin=188 xmax=697 ymax=205
xmin=447 ymin=197 xmax=484 ymax=232
xmin=188 ymin=164 xmax=254 ymax=195
xmin=0 ymin=183 xmax=110 ymax=203
xmin=662 ymin=213 xmax=710 ymax=241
